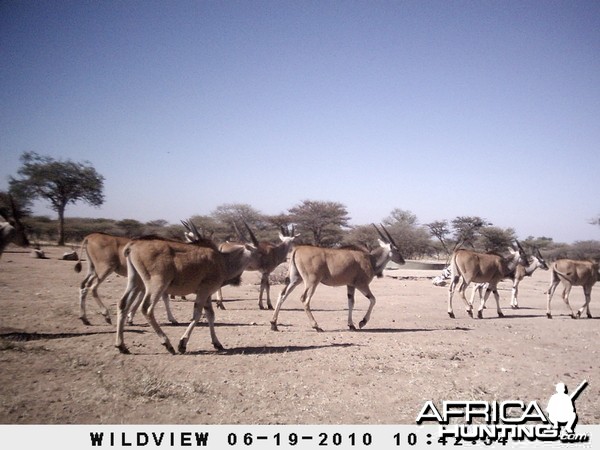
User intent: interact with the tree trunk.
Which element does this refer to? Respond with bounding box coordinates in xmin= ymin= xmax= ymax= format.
xmin=57 ymin=205 xmax=66 ymax=246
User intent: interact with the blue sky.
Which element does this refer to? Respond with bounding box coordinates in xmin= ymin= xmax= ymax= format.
xmin=1 ymin=0 xmax=599 ymax=243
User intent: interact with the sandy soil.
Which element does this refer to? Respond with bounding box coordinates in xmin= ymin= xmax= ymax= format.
xmin=0 ymin=246 xmax=598 ymax=425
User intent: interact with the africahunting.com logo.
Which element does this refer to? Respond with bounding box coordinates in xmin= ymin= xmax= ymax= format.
xmin=416 ymin=380 xmax=590 ymax=445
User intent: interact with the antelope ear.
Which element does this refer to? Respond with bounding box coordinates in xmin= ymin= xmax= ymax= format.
xmin=378 ymin=239 xmax=390 ymax=249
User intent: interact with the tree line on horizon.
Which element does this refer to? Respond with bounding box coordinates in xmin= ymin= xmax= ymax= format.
xmin=2 ymin=152 xmax=599 ymax=261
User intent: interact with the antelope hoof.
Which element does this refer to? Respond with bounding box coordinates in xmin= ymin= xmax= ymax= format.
xmin=259 ymin=304 xmax=266 ymax=310
xmin=572 ymin=313 xmax=579 ymax=320
xmin=467 ymin=310 xmax=473 ymax=318
xmin=104 ymin=315 xmax=112 ymax=325
xmin=217 ymin=304 xmax=226 ymax=310
xmin=587 ymin=313 xmax=592 ymax=318
xmin=80 ymin=317 xmax=91 ymax=326
xmin=359 ymin=319 xmax=367 ymax=329
xmin=546 ymin=313 xmax=552 ymax=319
xmin=116 ymin=344 xmax=130 ymax=355
xmin=498 ymin=311 xmax=504 ymax=318
xmin=348 ymin=324 xmax=357 ymax=331
xmin=448 ymin=312 xmax=455 ymax=319
xmin=267 ymin=305 xmax=274 ymax=311
xmin=177 ymin=340 xmax=187 ymax=354
xmin=477 ymin=310 xmax=483 ymax=319
xmin=162 ymin=341 xmax=176 ymax=355
xmin=213 ymin=342 xmax=224 ymax=351
xmin=270 ymin=322 xmax=279 ymax=332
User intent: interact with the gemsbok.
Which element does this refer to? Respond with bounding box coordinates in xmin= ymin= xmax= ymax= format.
xmin=545 ymin=259 xmax=599 ymax=319
xmin=215 ymin=223 xmax=299 ymax=310
xmin=74 ymin=233 xmax=178 ymax=326
xmin=0 ymin=195 xmax=29 ymax=259
xmin=447 ymin=241 xmax=528 ymax=319
xmin=115 ymin=220 xmax=258 ymax=354
xmin=270 ymin=224 xmax=405 ymax=332
xmin=470 ymin=247 xmax=549 ymax=309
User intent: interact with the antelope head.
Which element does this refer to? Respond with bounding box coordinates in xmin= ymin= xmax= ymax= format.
xmin=372 ymin=223 xmax=405 ymax=266
xmin=508 ymin=240 xmax=529 ymax=266
xmin=279 ymin=224 xmax=300 ymax=244
xmin=532 ymin=246 xmax=549 ymax=270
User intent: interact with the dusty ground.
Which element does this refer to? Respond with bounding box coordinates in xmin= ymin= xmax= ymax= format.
xmin=0 ymin=245 xmax=598 ymax=425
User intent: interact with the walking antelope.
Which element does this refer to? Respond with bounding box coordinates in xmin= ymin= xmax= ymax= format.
xmin=470 ymin=247 xmax=549 ymax=309
xmin=74 ymin=233 xmax=177 ymax=325
xmin=447 ymin=241 xmax=528 ymax=319
xmin=115 ymin=220 xmax=258 ymax=354
xmin=215 ymin=223 xmax=299 ymax=310
xmin=0 ymin=195 xmax=29 ymax=258
xmin=131 ymin=223 xmax=261 ymax=321
xmin=270 ymin=225 xmax=405 ymax=332
xmin=545 ymin=259 xmax=599 ymax=319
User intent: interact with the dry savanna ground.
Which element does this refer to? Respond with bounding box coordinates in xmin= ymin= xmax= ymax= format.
xmin=0 ymin=245 xmax=598 ymax=425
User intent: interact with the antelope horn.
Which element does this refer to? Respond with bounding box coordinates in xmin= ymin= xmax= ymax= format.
xmin=380 ymin=224 xmax=398 ymax=247
xmin=243 ymin=221 xmax=259 ymax=247
xmin=232 ymin=222 xmax=244 ymax=242
xmin=181 ymin=219 xmax=201 ymax=241
xmin=372 ymin=224 xmax=388 ymax=243
xmin=515 ymin=240 xmax=525 ymax=253
xmin=180 ymin=220 xmax=192 ymax=234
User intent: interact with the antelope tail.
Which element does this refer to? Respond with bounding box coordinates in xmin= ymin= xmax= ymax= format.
xmin=73 ymin=237 xmax=89 ymax=273
xmin=284 ymin=248 xmax=300 ymax=286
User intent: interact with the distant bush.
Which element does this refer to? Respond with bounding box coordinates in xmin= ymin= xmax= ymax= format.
xmin=543 ymin=240 xmax=600 ymax=261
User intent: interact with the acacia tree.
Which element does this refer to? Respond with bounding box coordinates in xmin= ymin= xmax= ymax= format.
xmin=451 ymin=216 xmax=490 ymax=248
xmin=383 ymin=208 xmax=432 ymax=258
xmin=10 ymin=152 xmax=104 ymax=245
xmin=288 ymin=200 xmax=350 ymax=246
xmin=426 ymin=220 xmax=451 ymax=256
xmin=211 ymin=203 xmax=264 ymax=240
xmin=477 ymin=226 xmax=517 ymax=253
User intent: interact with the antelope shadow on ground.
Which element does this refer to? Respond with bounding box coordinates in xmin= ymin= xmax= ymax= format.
xmin=185 ymin=342 xmax=356 ymax=356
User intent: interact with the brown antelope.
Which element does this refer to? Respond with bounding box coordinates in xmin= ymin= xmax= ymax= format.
xmin=215 ymin=223 xmax=299 ymax=310
xmin=115 ymin=220 xmax=258 ymax=354
xmin=545 ymin=259 xmax=599 ymax=319
xmin=0 ymin=195 xmax=29 ymax=258
xmin=74 ymin=233 xmax=178 ymax=326
xmin=270 ymin=224 xmax=405 ymax=332
xmin=471 ymin=247 xmax=549 ymax=309
xmin=447 ymin=241 xmax=528 ymax=319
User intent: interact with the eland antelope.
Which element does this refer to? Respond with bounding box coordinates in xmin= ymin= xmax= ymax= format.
xmin=0 ymin=195 xmax=29 ymax=259
xmin=447 ymin=241 xmax=528 ymax=318
xmin=216 ymin=223 xmax=299 ymax=310
xmin=115 ymin=220 xmax=258 ymax=354
xmin=74 ymin=233 xmax=178 ymax=326
xmin=270 ymin=224 xmax=405 ymax=332
xmin=470 ymin=247 xmax=549 ymax=309
xmin=545 ymin=259 xmax=599 ymax=319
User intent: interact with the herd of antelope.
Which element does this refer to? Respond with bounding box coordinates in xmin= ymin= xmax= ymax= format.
xmin=1 ymin=209 xmax=599 ymax=355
